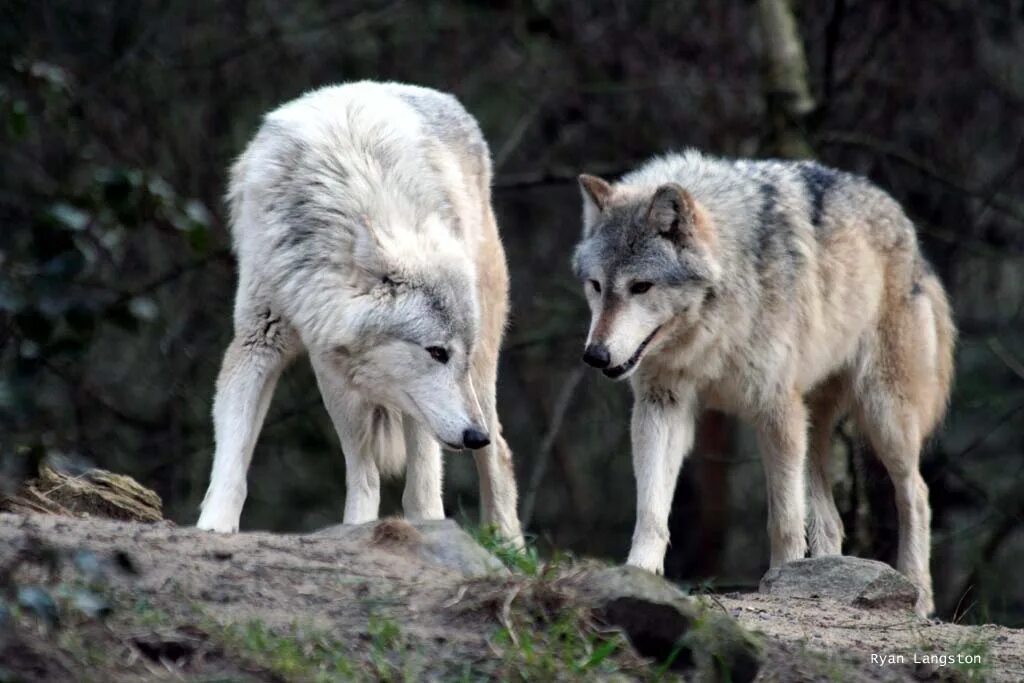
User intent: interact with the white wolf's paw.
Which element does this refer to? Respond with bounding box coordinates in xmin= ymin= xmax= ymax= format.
xmin=625 ymin=554 xmax=665 ymax=576
xmin=196 ymin=510 xmax=240 ymax=534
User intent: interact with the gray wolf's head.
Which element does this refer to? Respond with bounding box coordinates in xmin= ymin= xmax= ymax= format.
xmin=572 ymin=174 xmax=721 ymax=381
xmin=332 ymin=217 xmax=489 ymax=450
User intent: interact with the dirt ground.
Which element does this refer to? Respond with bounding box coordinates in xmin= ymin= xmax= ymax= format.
xmin=0 ymin=513 xmax=1019 ymax=682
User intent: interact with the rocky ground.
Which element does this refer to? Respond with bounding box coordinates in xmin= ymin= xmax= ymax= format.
xmin=0 ymin=513 xmax=1019 ymax=682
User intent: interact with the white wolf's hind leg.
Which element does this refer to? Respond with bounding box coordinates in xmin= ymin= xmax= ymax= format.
xmin=626 ymin=384 xmax=696 ymax=574
xmin=310 ymin=354 xmax=381 ymax=525
xmin=402 ymin=416 xmax=444 ymax=521
xmin=471 ymin=365 xmax=524 ymax=547
xmin=758 ymin=396 xmax=809 ymax=566
xmin=198 ymin=314 xmax=299 ymax=532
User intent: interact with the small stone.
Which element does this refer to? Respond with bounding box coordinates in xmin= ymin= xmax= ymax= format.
xmin=315 ymin=519 xmax=507 ymax=578
xmin=759 ymin=556 xmax=918 ymax=611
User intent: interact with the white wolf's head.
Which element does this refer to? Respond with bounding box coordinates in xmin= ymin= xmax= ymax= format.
xmin=572 ymin=174 xmax=721 ymax=381
xmin=329 ymin=213 xmax=489 ymax=450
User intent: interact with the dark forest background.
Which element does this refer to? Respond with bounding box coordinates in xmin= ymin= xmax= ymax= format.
xmin=3 ymin=1 xmax=1023 ymax=627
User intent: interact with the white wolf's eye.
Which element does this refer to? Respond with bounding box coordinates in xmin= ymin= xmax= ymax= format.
xmin=630 ymin=281 xmax=653 ymax=295
xmin=425 ymin=346 xmax=450 ymax=364
xmin=588 ymin=279 xmax=601 ymax=293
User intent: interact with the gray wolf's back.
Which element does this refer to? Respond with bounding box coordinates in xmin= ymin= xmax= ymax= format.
xmin=623 ymin=151 xmax=916 ymax=254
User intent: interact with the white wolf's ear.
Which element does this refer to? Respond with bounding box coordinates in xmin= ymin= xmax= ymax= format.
xmin=646 ymin=183 xmax=697 ymax=241
xmin=578 ymin=174 xmax=612 ymax=234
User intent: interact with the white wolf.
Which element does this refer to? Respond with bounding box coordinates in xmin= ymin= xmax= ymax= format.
xmin=197 ymin=82 xmax=523 ymax=545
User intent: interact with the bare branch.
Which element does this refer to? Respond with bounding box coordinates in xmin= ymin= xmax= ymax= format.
xmin=520 ymin=366 xmax=586 ymax=529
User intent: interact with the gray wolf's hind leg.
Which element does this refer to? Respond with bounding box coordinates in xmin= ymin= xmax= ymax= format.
xmin=854 ymin=287 xmax=940 ymax=617
xmin=198 ymin=311 xmax=299 ymax=532
xmin=806 ymin=376 xmax=849 ymax=557
xmin=855 ymin=384 xmax=934 ymax=616
xmin=402 ymin=415 xmax=444 ymax=521
xmin=757 ymin=396 xmax=809 ymax=566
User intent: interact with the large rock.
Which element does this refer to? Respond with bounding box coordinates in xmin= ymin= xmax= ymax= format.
xmin=316 ymin=518 xmax=507 ymax=578
xmin=759 ymin=556 xmax=918 ymax=610
xmin=575 ymin=565 xmax=762 ymax=683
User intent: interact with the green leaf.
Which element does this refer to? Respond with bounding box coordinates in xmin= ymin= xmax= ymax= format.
xmin=47 ymin=203 xmax=91 ymax=231
xmin=579 ymin=638 xmax=618 ymax=671
xmin=128 ymin=296 xmax=158 ymax=322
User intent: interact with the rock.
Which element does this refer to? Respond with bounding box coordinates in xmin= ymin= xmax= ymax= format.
xmin=759 ymin=556 xmax=918 ymax=610
xmin=316 ymin=518 xmax=507 ymax=578
xmin=576 ymin=565 xmax=762 ymax=683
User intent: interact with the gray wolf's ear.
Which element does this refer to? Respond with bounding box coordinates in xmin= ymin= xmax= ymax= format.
xmin=578 ymin=174 xmax=612 ymax=234
xmin=646 ymin=183 xmax=697 ymax=240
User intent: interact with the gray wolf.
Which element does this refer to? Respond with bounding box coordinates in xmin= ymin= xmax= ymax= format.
xmin=197 ymin=82 xmax=523 ymax=546
xmin=572 ymin=150 xmax=955 ymax=615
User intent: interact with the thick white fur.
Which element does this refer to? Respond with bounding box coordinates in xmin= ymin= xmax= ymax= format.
xmin=197 ymin=83 xmax=523 ymax=544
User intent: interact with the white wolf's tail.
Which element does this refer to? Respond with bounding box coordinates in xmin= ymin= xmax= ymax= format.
xmin=358 ymin=405 xmax=407 ymax=478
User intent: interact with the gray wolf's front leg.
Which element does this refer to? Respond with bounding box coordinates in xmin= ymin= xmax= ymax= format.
xmin=626 ymin=382 xmax=697 ymax=574
xmin=757 ymin=396 xmax=809 ymax=566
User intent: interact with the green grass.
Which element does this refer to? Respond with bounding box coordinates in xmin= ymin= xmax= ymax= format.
xmin=215 ymin=619 xmax=356 ymax=682
xmin=493 ymin=608 xmax=638 ymax=681
xmin=949 ymin=633 xmax=992 ymax=681
xmin=473 ymin=525 xmax=543 ymax=575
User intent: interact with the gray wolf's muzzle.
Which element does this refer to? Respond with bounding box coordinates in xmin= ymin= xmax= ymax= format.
xmin=582 ymin=343 xmax=611 ymax=369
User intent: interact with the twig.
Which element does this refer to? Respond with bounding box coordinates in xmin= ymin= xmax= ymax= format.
xmin=500 ymin=585 xmax=522 ymax=647
xmin=493 ymin=94 xmax=547 ymax=173
xmin=816 ymin=130 xmax=1024 ymax=224
xmin=109 ymin=248 xmax=233 ymax=309
xmin=441 ymin=584 xmax=468 ymax=610
xmin=987 ymin=337 xmax=1024 ymax=382
xmin=520 ymin=366 xmax=586 ymax=528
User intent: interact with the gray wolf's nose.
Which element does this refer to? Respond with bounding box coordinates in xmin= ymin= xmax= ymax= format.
xmin=582 ymin=343 xmax=611 ymax=369
xmin=462 ymin=427 xmax=491 ymax=450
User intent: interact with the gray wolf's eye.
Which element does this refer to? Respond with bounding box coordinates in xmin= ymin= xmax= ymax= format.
xmin=426 ymin=346 xmax=449 ymax=364
xmin=589 ymin=279 xmax=601 ymax=293
xmin=630 ymin=281 xmax=653 ymax=295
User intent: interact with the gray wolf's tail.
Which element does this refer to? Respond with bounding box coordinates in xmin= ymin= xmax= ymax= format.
xmin=920 ymin=270 xmax=956 ymax=437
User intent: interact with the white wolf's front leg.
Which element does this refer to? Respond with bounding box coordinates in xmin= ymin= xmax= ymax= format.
xmin=198 ymin=317 xmax=297 ymax=533
xmin=626 ymin=382 xmax=697 ymax=574
xmin=310 ymin=354 xmax=381 ymax=524
xmin=402 ymin=415 xmax=444 ymax=520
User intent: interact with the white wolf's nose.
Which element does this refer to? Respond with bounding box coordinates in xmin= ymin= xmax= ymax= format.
xmin=462 ymin=427 xmax=490 ymax=450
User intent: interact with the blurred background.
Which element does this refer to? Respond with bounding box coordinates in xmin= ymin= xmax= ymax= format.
xmin=3 ymin=1 xmax=1023 ymax=626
